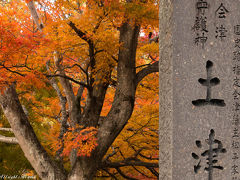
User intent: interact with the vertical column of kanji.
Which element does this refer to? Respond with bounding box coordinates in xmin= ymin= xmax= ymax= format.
xmin=193 ymin=0 xmax=209 ymax=49
xmin=190 ymin=2 xmax=231 ymax=180
xmin=173 ymin=0 xmax=235 ymax=179
xmin=231 ymin=24 xmax=240 ymax=180
xmin=215 ymin=3 xmax=229 ymax=41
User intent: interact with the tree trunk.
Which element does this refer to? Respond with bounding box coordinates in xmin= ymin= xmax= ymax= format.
xmin=0 ymin=84 xmax=66 ymax=180
xmin=96 ymin=22 xmax=140 ymax=158
xmin=68 ymin=157 xmax=97 ymax=180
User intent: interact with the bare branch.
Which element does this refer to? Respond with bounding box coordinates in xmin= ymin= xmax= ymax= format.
xmin=0 ymin=127 xmax=13 ymax=132
xmin=149 ymin=54 xmax=157 ymax=61
xmin=146 ymin=167 xmax=159 ymax=177
xmin=116 ymin=168 xmax=138 ymax=180
xmin=136 ymin=63 xmax=151 ymax=69
xmin=0 ymin=65 xmax=25 ymax=77
xmin=0 ymin=135 xmax=18 ymax=144
xmin=138 ymin=152 xmax=159 ymax=161
xmin=136 ymin=61 xmax=159 ymax=86
xmin=103 ymin=146 xmax=118 ymax=161
xmin=93 ymin=16 xmax=104 ymax=34
xmin=131 ymin=166 xmax=152 ymax=179
xmin=46 ymin=74 xmax=89 ymax=88
xmin=101 ymin=168 xmax=118 ymax=179
xmin=68 ymin=21 xmax=90 ymax=43
xmin=62 ymin=55 xmax=88 ymax=75
xmin=102 ymin=160 xmax=158 ymax=168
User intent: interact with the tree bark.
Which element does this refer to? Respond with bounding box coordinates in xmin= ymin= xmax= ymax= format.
xmin=96 ymin=22 xmax=140 ymax=158
xmin=68 ymin=157 xmax=97 ymax=180
xmin=0 ymin=84 xmax=66 ymax=180
xmin=26 ymin=1 xmax=43 ymax=31
xmin=0 ymin=134 xmax=18 ymax=144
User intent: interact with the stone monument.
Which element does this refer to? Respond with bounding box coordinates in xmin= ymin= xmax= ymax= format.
xmin=159 ymin=0 xmax=240 ymax=179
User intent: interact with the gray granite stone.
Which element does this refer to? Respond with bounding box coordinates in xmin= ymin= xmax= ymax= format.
xmin=170 ymin=0 xmax=240 ymax=179
xmin=159 ymin=0 xmax=173 ymax=179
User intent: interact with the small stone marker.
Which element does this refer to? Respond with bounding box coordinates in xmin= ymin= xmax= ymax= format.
xmin=160 ymin=0 xmax=240 ymax=179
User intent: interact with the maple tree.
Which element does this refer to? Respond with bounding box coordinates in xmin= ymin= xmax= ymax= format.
xmin=0 ymin=0 xmax=160 ymax=179
xmin=97 ymin=73 xmax=159 ymax=179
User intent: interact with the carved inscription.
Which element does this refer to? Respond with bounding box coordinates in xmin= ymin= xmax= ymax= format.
xmin=192 ymin=60 xmax=225 ymax=107
xmin=192 ymin=129 xmax=227 ymax=180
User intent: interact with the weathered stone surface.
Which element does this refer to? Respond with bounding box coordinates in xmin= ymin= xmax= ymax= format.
xmin=159 ymin=0 xmax=173 ymax=179
xmin=170 ymin=0 xmax=240 ymax=179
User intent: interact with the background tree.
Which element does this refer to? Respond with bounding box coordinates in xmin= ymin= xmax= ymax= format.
xmin=0 ymin=0 xmax=159 ymax=179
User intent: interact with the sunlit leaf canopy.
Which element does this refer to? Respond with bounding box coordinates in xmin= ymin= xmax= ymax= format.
xmin=0 ymin=0 xmax=158 ymax=86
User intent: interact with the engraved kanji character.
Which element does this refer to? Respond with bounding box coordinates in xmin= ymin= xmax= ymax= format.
xmin=195 ymin=32 xmax=208 ymax=49
xmin=234 ymin=25 xmax=240 ymax=35
xmin=192 ymin=129 xmax=226 ymax=179
xmin=232 ymin=165 xmax=239 ymax=175
xmin=233 ymin=77 xmax=240 ymax=87
xmin=233 ymin=90 xmax=240 ymax=100
xmin=196 ymin=0 xmax=208 ymax=15
xmin=193 ymin=17 xmax=201 ymax=31
xmin=215 ymin=3 xmax=229 ymax=18
xmin=233 ymin=128 xmax=239 ymax=138
xmin=232 ymin=177 xmax=240 ymax=180
xmin=215 ymin=25 xmax=227 ymax=40
xmin=235 ymin=39 xmax=240 ymax=48
xmin=233 ymin=114 xmax=240 ymax=126
xmin=192 ymin=61 xmax=225 ymax=107
xmin=199 ymin=16 xmax=208 ymax=32
xmin=232 ymin=152 xmax=239 ymax=160
xmin=234 ymin=101 xmax=240 ymax=111
xmin=233 ymin=51 xmax=240 ymax=61
xmin=232 ymin=141 xmax=240 ymax=149
xmin=233 ymin=65 xmax=240 ymax=75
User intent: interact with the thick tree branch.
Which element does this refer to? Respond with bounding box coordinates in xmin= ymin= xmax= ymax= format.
xmin=54 ymin=52 xmax=75 ymax=102
xmin=26 ymin=1 xmax=44 ymax=31
xmin=68 ymin=21 xmax=90 ymax=43
xmin=0 ymin=84 xmax=66 ymax=179
xmin=96 ymin=22 xmax=140 ymax=159
xmin=0 ymin=127 xmax=13 ymax=132
xmin=78 ymin=43 xmax=111 ymax=128
xmin=54 ymin=51 xmax=81 ymax=126
xmin=46 ymin=61 xmax=68 ymax=162
xmin=0 ymin=134 xmax=18 ymax=144
xmin=136 ymin=61 xmax=159 ymax=86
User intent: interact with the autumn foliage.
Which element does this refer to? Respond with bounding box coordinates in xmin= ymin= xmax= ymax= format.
xmin=0 ymin=0 xmax=159 ymax=179
xmin=45 ymin=124 xmax=98 ymax=157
